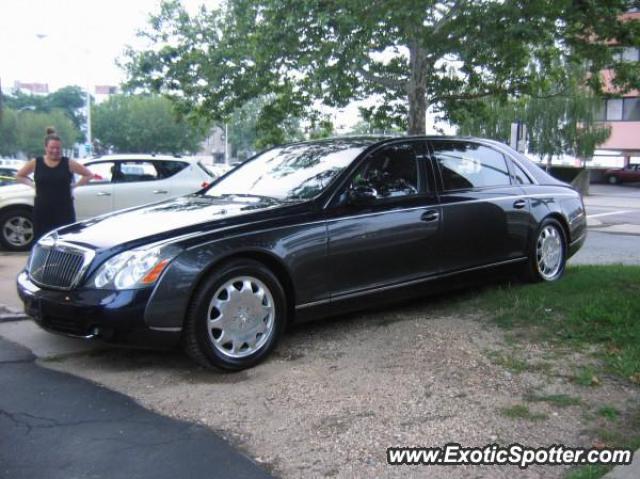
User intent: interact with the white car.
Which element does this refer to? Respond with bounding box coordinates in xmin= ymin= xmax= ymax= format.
xmin=0 ymin=154 xmax=215 ymax=251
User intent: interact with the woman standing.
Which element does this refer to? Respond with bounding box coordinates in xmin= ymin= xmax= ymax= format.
xmin=15 ymin=127 xmax=93 ymax=241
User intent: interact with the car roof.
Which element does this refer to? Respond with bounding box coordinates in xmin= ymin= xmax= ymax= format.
xmin=83 ymin=154 xmax=198 ymax=164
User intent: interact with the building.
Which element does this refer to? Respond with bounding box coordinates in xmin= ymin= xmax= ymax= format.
xmin=197 ymin=126 xmax=227 ymax=165
xmin=13 ymin=81 xmax=49 ymax=95
xmin=595 ymin=9 xmax=640 ymax=167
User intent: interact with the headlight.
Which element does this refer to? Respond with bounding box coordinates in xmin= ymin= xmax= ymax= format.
xmin=91 ymin=245 xmax=181 ymax=290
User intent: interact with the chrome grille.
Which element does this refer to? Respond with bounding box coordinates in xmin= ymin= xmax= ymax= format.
xmin=29 ymin=240 xmax=94 ymax=290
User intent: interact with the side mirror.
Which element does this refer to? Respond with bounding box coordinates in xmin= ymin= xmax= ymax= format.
xmin=348 ymin=185 xmax=378 ymax=204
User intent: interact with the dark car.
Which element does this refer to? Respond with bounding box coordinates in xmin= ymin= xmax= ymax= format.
xmin=17 ymin=137 xmax=587 ymax=370
xmin=604 ymin=164 xmax=640 ymax=184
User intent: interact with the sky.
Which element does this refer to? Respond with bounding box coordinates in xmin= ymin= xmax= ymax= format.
xmin=0 ymin=0 xmax=451 ymax=133
xmin=0 ymin=0 xmax=206 ymax=92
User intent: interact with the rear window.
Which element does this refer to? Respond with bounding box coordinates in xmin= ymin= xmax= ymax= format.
xmin=154 ymin=160 xmax=189 ymax=179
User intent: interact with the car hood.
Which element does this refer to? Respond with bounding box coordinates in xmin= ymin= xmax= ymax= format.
xmin=56 ymin=194 xmax=292 ymax=250
xmin=0 ymin=183 xmax=33 ymax=198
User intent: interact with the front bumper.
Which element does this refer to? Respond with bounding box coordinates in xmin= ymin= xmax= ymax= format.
xmin=17 ymin=271 xmax=180 ymax=349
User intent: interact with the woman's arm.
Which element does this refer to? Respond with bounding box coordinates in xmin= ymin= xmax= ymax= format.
xmin=15 ymin=159 xmax=36 ymax=188
xmin=69 ymin=160 xmax=94 ymax=187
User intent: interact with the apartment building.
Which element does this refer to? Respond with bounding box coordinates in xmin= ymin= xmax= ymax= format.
xmin=596 ymin=10 xmax=640 ymax=167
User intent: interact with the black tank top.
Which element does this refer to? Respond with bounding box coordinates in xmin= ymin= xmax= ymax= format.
xmin=33 ymin=156 xmax=76 ymax=240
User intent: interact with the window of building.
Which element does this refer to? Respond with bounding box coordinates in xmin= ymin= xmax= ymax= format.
xmin=622 ymin=47 xmax=640 ymax=62
xmin=600 ymin=97 xmax=640 ymax=121
xmin=606 ymin=99 xmax=624 ymax=121
xmin=623 ymin=98 xmax=640 ymax=121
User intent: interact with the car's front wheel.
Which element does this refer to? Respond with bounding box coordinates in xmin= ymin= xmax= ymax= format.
xmin=522 ymin=218 xmax=567 ymax=282
xmin=608 ymin=175 xmax=620 ymax=184
xmin=0 ymin=208 xmax=34 ymax=251
xmin=183 ymin=259 xmax=287 ymax=371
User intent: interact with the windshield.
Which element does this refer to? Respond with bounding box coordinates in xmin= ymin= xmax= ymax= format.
xmin=204 ymin=140 xmax=372 ymax=201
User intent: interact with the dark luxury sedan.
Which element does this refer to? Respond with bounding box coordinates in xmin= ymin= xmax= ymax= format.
xmin=17 ymin=137 xmax=586 ymax=370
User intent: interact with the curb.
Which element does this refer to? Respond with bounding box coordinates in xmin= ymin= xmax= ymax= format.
xmin=0 ymin=303 xmax=28 ymax=322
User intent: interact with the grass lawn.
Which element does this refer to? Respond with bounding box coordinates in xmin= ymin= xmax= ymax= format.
xmin=459 ymin=265 xmax=640 ymax=479
xmin=466 ymin=264 xmax=640 ymax=380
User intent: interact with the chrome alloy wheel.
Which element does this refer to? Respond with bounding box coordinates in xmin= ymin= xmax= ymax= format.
xmin=536 ymin=225 xmax=563 ymax=280
xmin=206 ymin=276 xmax=275 ymax=359
xmin=2 ymin=215 xmax=34 ymax=248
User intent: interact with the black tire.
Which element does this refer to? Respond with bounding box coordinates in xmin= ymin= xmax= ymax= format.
xmin=522 ymin=218 xmax=567 ymax=283
xmin=0 ymin=207 xmax=34 ymax=251
xmin=183 ymin=259 xmax=287 ymax=371
xmin=608 ymin=175 xmax=620 ymax=185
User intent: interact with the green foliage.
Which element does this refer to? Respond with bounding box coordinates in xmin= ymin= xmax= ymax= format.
xmin=597 ymin=406 xmax=620 ymax=420
xmin=524 ymin=393 xmax=582 ymax=408
xmin=500 ymin=404 xmax=548 ymax=421
xmin=465 ymin=265 xmax=640 ymax=380
xmin=92 ymin=94 xmax=208 ymax=154
xmin=123 ymin=0 xmax=639 ymax=140
xmin=565 ymin=465 xmax=612 ymax=479
xmin=0 ymin=108 xmax=77 ymax=157
xmin=456 ymin=65 xmax=611 ymax=162
xmin=3 ymin=86 xmax=87 ymax=142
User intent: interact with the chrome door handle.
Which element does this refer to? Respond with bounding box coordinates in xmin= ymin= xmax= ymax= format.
xmin=153 ymin=190 xmax=168 ymax=194
xmin=513 ymin=199 xmax=527 ymax=209
xmin=421 ymin=210 xmax=440 ymax=222
xmin=96 ymin=192 xmax=111 ymax=197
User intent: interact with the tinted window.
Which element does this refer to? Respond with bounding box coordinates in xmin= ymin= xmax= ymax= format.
xmin=432 ymin=141 xmax=511 ymax=190
xmin=510 ymin=160 xmax=533 ymax=185
xmin=154 ymin=160 xmax=188 ymax=179
xmin=207 ymin=141 xmax=371 ymax=201
xmin=349 ymin=143 xmax=421 ymax=199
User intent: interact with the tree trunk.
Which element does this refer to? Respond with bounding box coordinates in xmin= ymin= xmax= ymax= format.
xmin=407 ymin=40 xmax=427 ymax=135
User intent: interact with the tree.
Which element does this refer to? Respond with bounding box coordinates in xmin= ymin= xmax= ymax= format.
xmin=123 ymin=0 xmax=639 ymax=140
xmin=456 ymin=66 xmax=611 ymax=168
xmin=2 ymin=86 xmax=87 ymax=142
xmin=226 ymin=95 xmax=305 ymax=158
xmin=0 ymin=108 xmax=78 ymax=157
xmin=92 ymin=94 xmax=208 ymax=154
xmin=47 ymin=86 xmax=87 ymax=136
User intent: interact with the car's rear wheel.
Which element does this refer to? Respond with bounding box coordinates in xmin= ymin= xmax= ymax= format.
xmin=0 ymin=208 xmax=34 ymax=251
xmin=608 ymin=175 xmax=620 ymax=184
xmin=183 ymin=259 xmax=287 ymax=371
xmin=522 ymin=218 xmax=567 ymax=282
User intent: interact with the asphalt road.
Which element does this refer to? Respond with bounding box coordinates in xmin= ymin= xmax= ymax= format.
xmin=0 ymin=337 xmax=272 ymax=479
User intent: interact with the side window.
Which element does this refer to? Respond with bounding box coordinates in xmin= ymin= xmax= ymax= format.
xmin=349 ymin=143 xmax=421 ymax=200
xmin=510 ymin=160 xmax=533 ymax=185
xmin=117 ymin=161 xmax=160 ymax=182
xmin=432 ymin=141 xmax=511 ymax=190
xmin=84 ymin=162 xmax=115 ymax=184
xmin=154 ymin=160 xmax=188 ymax=179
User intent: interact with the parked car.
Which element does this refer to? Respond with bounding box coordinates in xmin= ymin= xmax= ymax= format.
xmin=17 ymin=137 xmax=586 ymax=371
xmin=0 ymin=155 xmax=214 ymax=251
xmin=604 ymin=164 xmax=640 ymax=184
xmin=0 ymin=167 xmax=18 ymax=186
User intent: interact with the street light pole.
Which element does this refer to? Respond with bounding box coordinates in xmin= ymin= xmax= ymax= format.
xmin=86 ymin=86 xmax=92 ymax=156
